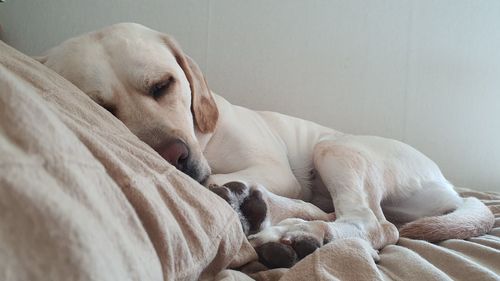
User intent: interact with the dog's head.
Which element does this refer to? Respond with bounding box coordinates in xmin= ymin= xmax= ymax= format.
xmin=40 ymin=23 xmax=218 ymax=182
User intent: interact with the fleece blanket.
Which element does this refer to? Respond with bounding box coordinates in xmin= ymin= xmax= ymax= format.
xmin=1 ymin=40 xmax=499 ymax=281
xmin=216 ymin=188 xmax=500 ymax=281
xmin=0 ymin=41 xmax=255 ymax=281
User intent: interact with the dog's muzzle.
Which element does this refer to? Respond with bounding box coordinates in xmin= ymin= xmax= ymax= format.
xmin=157 ymin=139 xmax=207 ymax=182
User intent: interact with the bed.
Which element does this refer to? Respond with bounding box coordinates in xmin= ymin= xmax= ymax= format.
xmin=0 ymin=41 xmax=499 ymax=281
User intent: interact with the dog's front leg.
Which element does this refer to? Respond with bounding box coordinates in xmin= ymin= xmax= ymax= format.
xmin=206 ymin=173 xmax=334 ymax=235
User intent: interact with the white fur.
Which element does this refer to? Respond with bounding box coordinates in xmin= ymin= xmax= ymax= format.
xmin=41 ymin=23 xmax=494 ymax=251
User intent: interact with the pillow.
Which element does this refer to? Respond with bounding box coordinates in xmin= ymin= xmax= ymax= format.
xmin=0 ymin=41 xmax=256 ymax=280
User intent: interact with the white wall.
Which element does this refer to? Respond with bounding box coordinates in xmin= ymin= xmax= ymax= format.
xmin=1 ymin=1 xmax=499 ymax=191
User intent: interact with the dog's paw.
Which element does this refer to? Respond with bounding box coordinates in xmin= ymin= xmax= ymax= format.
xmin=210 ymin=181 xmax=268 ymax=235
xmin=255 ymin=242 xmax=298 ymax=268
xmin=255 ymin=235 xmax=323 ymax=269
xmin=248 ymin=219 xmax=328 ymax=268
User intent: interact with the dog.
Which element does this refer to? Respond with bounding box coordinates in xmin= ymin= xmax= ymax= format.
xmin=38 ymin=23 xmax=494 ymax=268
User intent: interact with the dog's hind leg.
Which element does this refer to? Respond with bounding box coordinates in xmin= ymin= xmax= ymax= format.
xmin=249 ymin=140 xmax=399 ymax=251
xmin=382 ymin=181 xmax=462 ymax=224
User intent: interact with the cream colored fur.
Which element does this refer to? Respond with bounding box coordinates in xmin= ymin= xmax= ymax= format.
xmin=39 ymin=23 xmax=494 ymax=251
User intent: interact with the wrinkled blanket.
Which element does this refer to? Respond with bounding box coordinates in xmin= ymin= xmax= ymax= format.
xmin=1 ymin=40 xmax=499 ymax=281
xmin=0 ymin=41 xmax=255 ymax=281
xmin=217 ymin=188 xmax=500 ymax=281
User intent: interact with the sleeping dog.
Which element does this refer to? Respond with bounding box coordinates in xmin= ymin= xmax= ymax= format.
xmin=38 ymin=23 xmax=494 ymax=268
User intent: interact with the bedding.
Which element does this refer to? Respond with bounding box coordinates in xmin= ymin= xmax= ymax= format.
xmin=223 ymin=188 xmax=500 ymax=281
xmin=0 ymin=40 xmax=499 ymax=281
xmin=0 ymin=41 xmax=255 ymax=280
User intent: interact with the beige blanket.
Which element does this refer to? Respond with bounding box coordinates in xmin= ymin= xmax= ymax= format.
xmin=0 ymin=41 xmax=255 ymax=281
xmin=1 ymin=40 xmax=499 ymax=281
xmin=222 ymin=188 xmax=499 ymax=281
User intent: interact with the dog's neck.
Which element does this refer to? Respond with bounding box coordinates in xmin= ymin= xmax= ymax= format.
xmin=194 ymin=128 xmax=214 ymax=152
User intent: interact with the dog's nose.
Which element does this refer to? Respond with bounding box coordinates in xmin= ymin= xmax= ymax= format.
xmin=160 ymin=140 xmax=189 ymax=170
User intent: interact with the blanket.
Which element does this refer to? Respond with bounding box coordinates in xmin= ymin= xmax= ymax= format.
xmin=0 ymin=41 xmax=255 ymax=281
xmin=1 ymin=40 xmax=499 ymax=281
xmin=218 ymin=188 xmax=500 ymax=281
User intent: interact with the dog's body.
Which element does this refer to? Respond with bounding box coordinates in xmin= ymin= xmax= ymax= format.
xmin=40 ymin=23 xmax=494 ymax=267
xmin=205 ymin=94 xmax=491 ymax=248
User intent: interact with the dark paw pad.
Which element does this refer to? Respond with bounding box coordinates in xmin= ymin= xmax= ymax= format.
xmin=293 ymin=236 xmax=321 ymax=259
xmin=255 ymin=236 xmax=321 ymax=268
xmin=209 ymin=181 xmax=268 ymax=236
xmin=210 ymin=186 xmax=232 ymax=202
xmin=241 ymin=189 xmax=268 ymax=233
xmin=223 ymin=181 xmax=247 ymax=196
xmin=255 ymin=242 xmax=298 ymax=269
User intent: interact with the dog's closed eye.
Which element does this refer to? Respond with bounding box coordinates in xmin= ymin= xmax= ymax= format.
xmin=150 ymin=76 xmax=175 ymax=100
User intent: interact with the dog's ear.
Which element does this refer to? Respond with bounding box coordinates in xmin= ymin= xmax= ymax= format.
xmin=163 ymin=36 xmax=219 ymax=133
xmin=184 ymin=55 xmax=219 ymax=133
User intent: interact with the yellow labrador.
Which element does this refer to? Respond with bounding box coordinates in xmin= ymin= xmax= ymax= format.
xmin=39 ymin=23 xmax=494 ymax=268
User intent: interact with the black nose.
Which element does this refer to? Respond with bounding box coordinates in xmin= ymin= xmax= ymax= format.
xmin=159 ymin=140 xmax=189 ymax=170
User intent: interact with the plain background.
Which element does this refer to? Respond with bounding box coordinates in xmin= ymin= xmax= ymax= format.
xmin=1 ymin=1 xmax=499 ymax=191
